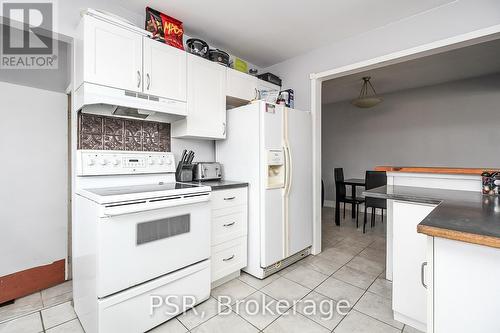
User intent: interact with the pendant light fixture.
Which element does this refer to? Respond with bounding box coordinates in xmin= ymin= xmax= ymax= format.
xmin=351 ymin=76 xmax=382 ymax=108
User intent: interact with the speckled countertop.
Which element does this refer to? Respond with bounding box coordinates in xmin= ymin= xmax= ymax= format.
xmin=188 ymin=180 xmax=248 ymax=191
xmin=364 ymin=185 xmax=500 ymax=248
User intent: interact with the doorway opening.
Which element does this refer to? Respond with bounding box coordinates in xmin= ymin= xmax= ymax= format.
xmin=309 ymin=25 xmax=500 ymax=255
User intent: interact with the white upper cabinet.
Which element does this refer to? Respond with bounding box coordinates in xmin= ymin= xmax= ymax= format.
xmin=226 ymin=68 xmax=258 ymax=101
xmin=76 ymin=14 xmax=187 ymax=104
xmin=257 ymin=79 xmax=280 ymax=92
xmin=80 ymin=15 xmax=143 ymax=92
xmin=172 ymin=54 xmax=227 ymax=139
xmin=226 ymin=68 xmax=281 ymax=103
xmin=143 ymin=37 xmax=187 ymax=101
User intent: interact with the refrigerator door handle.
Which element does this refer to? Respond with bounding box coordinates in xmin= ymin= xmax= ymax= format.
xmin=283 ymin=145 xmax=289 ymax=192
xmin=283 ymin=142 xmax=293 ymax=257
xmin=284 ymin=143 xmax=292 ymax=196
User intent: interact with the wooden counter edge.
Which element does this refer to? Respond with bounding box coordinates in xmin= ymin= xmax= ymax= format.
xmin=375 ymin=166 xmax=499 ymax=175
xmin=417 ymin=224 xmax=500 ymax=249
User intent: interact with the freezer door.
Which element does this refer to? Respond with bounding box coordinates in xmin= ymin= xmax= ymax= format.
xmin=260 ymin=103 xmax=285 ymax=267
xmin=285 ymin=108 xmax=313 ymax=256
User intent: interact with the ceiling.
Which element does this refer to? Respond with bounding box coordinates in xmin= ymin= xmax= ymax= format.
xmin=118 ymin=0 xmax=453 ymax=67
xmin=322 ymin=38 xmax=500 ymax=105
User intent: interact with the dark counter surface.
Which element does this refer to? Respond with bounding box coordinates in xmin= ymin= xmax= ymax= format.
xmin=188 ymin=180 xmax=248 ymax=191
xmin=364 ymin=185 xmax=500 ymax=249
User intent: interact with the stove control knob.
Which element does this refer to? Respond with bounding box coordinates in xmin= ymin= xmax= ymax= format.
xmin=165 ymin=157 xmax=173 ymax=165
xmin=113 ymin=159 xmax=120 ymax=166
xmin=87 ymin=158 xmax=95 ymax=166
xmin=100 ymin=159 xmax=108 ymax=166
xmin=149 ymin=159 xmax=155 ymax=165
xmin=158 ymin=159 xmax=164 ymax=165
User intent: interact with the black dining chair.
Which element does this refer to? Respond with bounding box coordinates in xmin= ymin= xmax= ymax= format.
xmin=334 ymin=168 xmax=365 ymax=227
xmin=364 ymin=170 xmax=387 ymax=233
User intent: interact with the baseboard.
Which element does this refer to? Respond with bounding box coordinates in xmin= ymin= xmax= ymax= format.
xmin=0 ymin=259 xmax=65 ymax=304
xmin=393 ymin=311 xmax=426 ymax=332
xmin=323 ymin=200 xmax=383 ymax=215
xmin=211 ymin=271 xmax=241 ymax=289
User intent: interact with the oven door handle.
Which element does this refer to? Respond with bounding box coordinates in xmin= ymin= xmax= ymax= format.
xmin=101 ymin=193 xmax=211 ymax=217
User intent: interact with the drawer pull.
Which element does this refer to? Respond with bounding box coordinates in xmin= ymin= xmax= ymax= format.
xmin=223 ymin=255 xmax=235 ymax=262
xmin=421 ymin=262 xmax=428 ymax=289
xmin=136 ymin=70 xmax=141 ymax=88
xmin=223 ymin=222 xmax=236 ymax=227
xmin=223 ymin=196 xmax=236 ymax=201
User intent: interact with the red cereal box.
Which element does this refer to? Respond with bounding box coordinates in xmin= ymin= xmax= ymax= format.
xmin=145 ymin=7 xmax=184 ymax=50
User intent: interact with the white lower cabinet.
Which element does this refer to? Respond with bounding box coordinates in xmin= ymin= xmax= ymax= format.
xmin=210 ymin=187 xmax=248 ymax=285
xmin=392 ymin=201 xmax=436 ymax=332
xmin=426 ymin=237 xmax=500 ymax=333
xmin=212 ymin=210 xmax=247 ymax=245
xmin=211 ymin=237 xmax=247 ymax=282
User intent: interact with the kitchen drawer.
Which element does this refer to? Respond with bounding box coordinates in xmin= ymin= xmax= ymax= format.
xmin=212 ymin=211 xmax=247 ymax=246
xmin=211 ymin=237 xmax=247 ymax=282
xmin=211 ymin=188 xmax=247 ymax=211
xmin=212 ymin=204 xmax=246 ymax=218
xmin=97 ymin=260 xmax=210 ymax=333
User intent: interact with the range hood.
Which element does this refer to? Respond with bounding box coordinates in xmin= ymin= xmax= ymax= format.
xmin=74 ymin=82 xmax=187 ymax=122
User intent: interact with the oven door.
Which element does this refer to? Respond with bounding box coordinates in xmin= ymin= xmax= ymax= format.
xmin=96 ymin=200 xmax=210 ymax=298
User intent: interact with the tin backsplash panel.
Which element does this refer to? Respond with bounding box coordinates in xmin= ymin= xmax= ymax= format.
xmin=78 ymin=113 xmax=171 ymax=152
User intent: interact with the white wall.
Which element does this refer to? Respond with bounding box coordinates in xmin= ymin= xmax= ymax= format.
xmin=55 ymin=0 xmax=144 ymax=40
xmin=322 ymin=74 xmax=500 ymax=201
xmin=0 ymin=39 xmax=71 ymax=93
xmin=0 ymin=82 xmax=68 ymax=276
xmin=49 ymin=1 xmax=262 ymax=71
xmin=171 ymin=138 xmax=215 ymax=164
xmin=264 ymin=0 xmax=500 ymax=111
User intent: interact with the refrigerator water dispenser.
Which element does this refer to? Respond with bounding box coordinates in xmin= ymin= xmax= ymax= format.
xmin=267 ymin=149 xmax=285 ymax=189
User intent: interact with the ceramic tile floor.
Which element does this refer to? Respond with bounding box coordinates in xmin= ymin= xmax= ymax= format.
xmin=0 ymin=208 xmax=424 ymax=332
xmin=0 ymin=281 xmax=81 ymax=332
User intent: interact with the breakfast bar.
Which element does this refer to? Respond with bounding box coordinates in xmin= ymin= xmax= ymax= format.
xmin=365 ymin=185 xmax=500 ymax=248
xmin=363 ymin=166 xmax=500 ymax=333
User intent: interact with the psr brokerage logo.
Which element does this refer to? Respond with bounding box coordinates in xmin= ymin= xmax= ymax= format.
xmin=1 ymin=0 xmax=58 ymax=69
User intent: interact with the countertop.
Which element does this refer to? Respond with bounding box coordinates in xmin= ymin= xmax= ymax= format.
xmin=188 ymin=180 xmax=248 ymax=191
xmin=375 ymin=166 xmax=499 ymax=175
xmin=364 ymin=185 xmax=500 ymax=249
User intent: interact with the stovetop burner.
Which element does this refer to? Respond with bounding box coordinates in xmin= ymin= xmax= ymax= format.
xmin=86 ymin=182 xmax=200 ymax=197
xmin=77 ymin=181 xmax=211 ymax=204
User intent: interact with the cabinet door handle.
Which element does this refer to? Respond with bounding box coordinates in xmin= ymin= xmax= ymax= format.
xmin=421 ymin=262 xmax=428 ymax=289
xmin=137 ymin=70 xmax=141 ymax=88
xmin=223 ymin=254 xmax=235 ymax=262
xmin=223 ymin=196 xmax=236 ymax=201
xmin=146 ymin=73 xmax=150 ymax=90
xmin=223 ymin=222 xmax=236 ymax=227
xmin=222 ymin=122 xmax=226 ymax=136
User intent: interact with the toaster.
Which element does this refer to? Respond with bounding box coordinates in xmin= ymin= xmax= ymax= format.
xmin=193 ymin=162 xmax=222 ymax=181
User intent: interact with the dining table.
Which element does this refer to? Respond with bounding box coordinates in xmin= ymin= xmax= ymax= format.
xmin=335 ymin=178 xmax=366 ymax=225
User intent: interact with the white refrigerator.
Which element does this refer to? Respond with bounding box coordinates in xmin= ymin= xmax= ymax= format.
xmin=216 ymin=101 xmax=313 ymax=278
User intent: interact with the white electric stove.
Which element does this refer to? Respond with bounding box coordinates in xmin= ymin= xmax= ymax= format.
xmin=73 ymin=150 xmax=212 ymax=333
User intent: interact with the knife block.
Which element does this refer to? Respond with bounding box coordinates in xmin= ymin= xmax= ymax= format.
xmin=176 ymin=163 xmax=195 ymax=182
